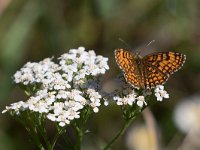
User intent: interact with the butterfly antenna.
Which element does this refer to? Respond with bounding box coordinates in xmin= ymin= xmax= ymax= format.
xmin=146 ymin=40 xmax=155 ymax=48
xmin=137 ymin=40 xmax=155 ymax=55
xmin=118 ymin=38 xmax=132 ymax=50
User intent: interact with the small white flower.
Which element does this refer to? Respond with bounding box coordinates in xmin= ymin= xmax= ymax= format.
xmin=90 ymin=98 xmax=101 ymax=108
xmin=154 ymin=85 xmax=169 ymax=101
xmin=127 ymin=97 xmax=135 ymax=105
xmin=115 ymin=97 xmax=123 ymax=105
xmin=66 ymin=89 xmax=81 ymax=100
xmin=56 ymin=112 xmax=70 ymax=126
xmin=2 ymin=101 xmax=26 ymax=114
xmin=104 ymin=100 xmax=109 ymax=106
xmin=64 ymin=101 xmax=83 ymax=111
xmin=87 ymin=89 xmax=102 ymax=99
xmin=113 ymin=87 xmax=136 ymax=106
xmin=51 ymin=102 xmax=64 ymax=115
xmin=136 ymin=96 xmax=147 ymax=107
xmin=93 ymin=107 xmax=99 ymax=113
xmin=56 ymin=90 xmax=68 ymax=99
xmin=67 ymin=109 xmax=80 ymax=120
xmin=59 ymin=122 xmax=66 ymax=127
xmin=47 ymin=114 xmax=56 ymax=121
xmin=74 ymin=69 xmax=86 ymax=80
xmin=86 ymin=88 xmax=103 ymax=112
xmin=74 ymin=94 xmax=86 ymax=103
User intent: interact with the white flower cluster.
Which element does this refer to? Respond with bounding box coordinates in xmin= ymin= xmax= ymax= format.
xmin=113 ymin=75 xmax=169 ymax=108
xmin=14 ymin=58 xmax=59 ymax=85
xmin=3 ymin=47 xmax=109 ymax=127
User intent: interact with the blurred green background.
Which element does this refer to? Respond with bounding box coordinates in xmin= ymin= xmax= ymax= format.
xmin=1 ymin=0 xmax=200 ymax=150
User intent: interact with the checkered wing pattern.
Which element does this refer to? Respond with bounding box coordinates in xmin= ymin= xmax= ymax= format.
xmin=143 ymin=52 xmax=186 ymax=88
xmin=115 ymin=49 xmax=142 ymax=89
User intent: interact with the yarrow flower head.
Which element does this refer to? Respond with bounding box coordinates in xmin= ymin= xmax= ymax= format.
xmin=3 ymin=47 xmax=109 ymax=126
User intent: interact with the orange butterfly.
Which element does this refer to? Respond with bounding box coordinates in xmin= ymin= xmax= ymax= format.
xmin=115 ymin=49 xmax=186 ymax=89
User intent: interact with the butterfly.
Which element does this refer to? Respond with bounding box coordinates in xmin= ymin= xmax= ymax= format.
xmin=115 ymin=49 xmax=186 ymax=89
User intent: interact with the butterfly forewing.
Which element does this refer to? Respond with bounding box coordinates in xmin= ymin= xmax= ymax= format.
xmin=115 ymin=49 xmax=135 ymax=72
xmin=143 ymin=52 xmax=186 ymax=88
xmin=115 ymin=49 xmax=142 ymax=89
xmin=143 ymin=52 xmax=186 ymax=74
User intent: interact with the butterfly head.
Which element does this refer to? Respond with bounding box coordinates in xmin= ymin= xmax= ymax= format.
xmin=134 ymin=54 xmax=142 ymax=65
xmin=135 ymin=40 xmax=156 ymax=57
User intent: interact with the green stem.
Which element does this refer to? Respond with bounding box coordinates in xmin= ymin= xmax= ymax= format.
xmin=61 ymin=130 xmax=74 ymax=149
xmin=74 ymin=107 xmax=92 ymax=150
xmin=103 ymin=116 xmax=135 ymax=150
xmin=19 ymin=112 xmax=45 ymax=150
xmin=51 ymin=125 xmax=67 ymax=150
xmin=36 ymin=114 xmax=52 ymax=149
xmin=74 ymin=123 xmax=83 ymax=150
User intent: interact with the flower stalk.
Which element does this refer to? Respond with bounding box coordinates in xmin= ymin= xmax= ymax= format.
xmin=103 ymin=115 xmax=136 ymax=150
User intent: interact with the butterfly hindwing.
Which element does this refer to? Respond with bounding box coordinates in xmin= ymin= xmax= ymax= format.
xmin=143 ymin=62 xmax=169 ymax=88
xmin=124 ymin=69 xmax=141 ymax=89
